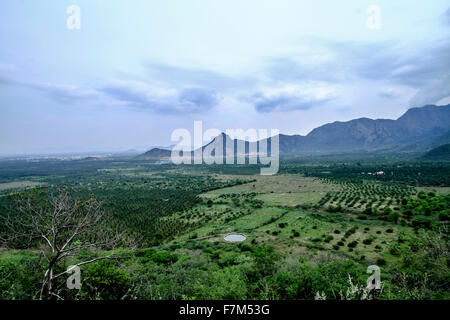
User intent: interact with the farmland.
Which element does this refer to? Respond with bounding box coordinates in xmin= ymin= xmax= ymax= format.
xmin=0 ymin=158 xmax=448 ymax=300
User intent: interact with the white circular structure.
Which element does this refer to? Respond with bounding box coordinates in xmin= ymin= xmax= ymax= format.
xmin=224 ymin=233 xmax=246 ymax=242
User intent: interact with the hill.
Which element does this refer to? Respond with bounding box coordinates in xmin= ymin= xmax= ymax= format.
xmin=136 ymin=104 xmax=450 ymax=159
xmin=136 ymin=148 xmax=171 ymax=160
xmin=422 ymin=144 xmax=450 ymax=160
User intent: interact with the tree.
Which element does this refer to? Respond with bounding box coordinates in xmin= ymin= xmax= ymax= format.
xmin=0 ymin=189 xmax=125 ymax=300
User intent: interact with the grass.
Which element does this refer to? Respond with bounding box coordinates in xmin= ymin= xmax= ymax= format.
xmin=167 ymin=173 xmax=417 ymax=265
xmin=201 ymin=174 xmax=339 ymax=207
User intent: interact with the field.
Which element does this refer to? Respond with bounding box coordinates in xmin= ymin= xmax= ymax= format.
xmin=0 ymin=158 xmax=448 ymax=300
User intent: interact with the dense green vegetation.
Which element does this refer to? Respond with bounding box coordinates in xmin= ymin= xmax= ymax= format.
xmin=0 ymin=158 xmax=448 ymax=300
xmin=282 ymin=161 xmax=450 ymax=186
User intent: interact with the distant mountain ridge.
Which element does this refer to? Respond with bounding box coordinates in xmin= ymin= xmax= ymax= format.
xmin=283 ymin=104 xmax=450 ymax=153
xmin=137 ymin=104 xmax=450 ymax=158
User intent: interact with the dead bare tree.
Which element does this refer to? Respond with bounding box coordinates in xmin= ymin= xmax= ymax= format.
xmin=0 ymin=189 xmax=125 ymax=300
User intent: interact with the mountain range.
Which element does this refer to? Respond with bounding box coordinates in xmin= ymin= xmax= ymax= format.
xmin=138 ymin=104 xmax=450 ymax=159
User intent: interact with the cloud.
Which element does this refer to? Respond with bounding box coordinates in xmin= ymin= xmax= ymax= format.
xmin=263 ymin=37 xmax=450 ymax=108
xmin=144 ymin=64 xmax=244 ymax=90
xmin=252 ymin=93 xmax=331 ymax=113
xmin=0 ymin=75 xmax=16 ymax=86
xmin=0 ymin=72 xmax=98 ymax=104
xmin=179 ymin=88 xmax=220 ymax=110
xmin=101 ymin=80 xmax=220 ymax=113
xmin=2 ymin=34 xmax=449 ymax=114
xmin=377 ymin=88 xmax=402 ymax=100
xmin=0 ymin=64 xmax=223 ymax=112
xmin=247 ymin=82 xmax=335 ymax=113
xmin=444 ymin=7 xmax=450 ymax=25
xmin=26 ymin=82 xmax=99 ymax=104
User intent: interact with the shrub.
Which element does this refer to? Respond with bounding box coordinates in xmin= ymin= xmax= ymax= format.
xmin=150 ymin=251 xmax=179 ymax=264
xmin=438 ymin=212 xmax=449 ymax=221
xmin=253 ymin=246 xmax=281 ymax=276
xmin=389 ymin=244 xmax=401 ymax=256
xmin=80 ymin=261 xmax=131 ymax=300
xmin=347 ymin=241 xmax=358 ymax=248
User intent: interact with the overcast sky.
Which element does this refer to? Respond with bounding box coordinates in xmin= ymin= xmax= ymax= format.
xmin=1 ymin=0 xmax=449 ymax=155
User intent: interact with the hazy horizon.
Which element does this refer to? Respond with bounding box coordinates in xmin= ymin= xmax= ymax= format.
xmin=1 ymin=1 xmax=450 ymax=155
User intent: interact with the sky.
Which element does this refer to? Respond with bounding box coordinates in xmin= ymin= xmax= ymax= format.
xmin=0 ymin=0 xmax=449 ymax=155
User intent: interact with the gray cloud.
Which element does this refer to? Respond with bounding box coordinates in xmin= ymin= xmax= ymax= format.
xmin=178 ymin=88 xmax=220 ymax=110
xmin=1 ymin=65 xmax=222 ymax=112
xmin=0 ymin=73 xmax=98 ymax=104
xmin=144 ymin=64 xmax=245 ymax=90
xmin=101 ymin=83 xmax=220 ymax=114
xmin=264 ymin=38 xmax=450 ymax=107
xmin=101 ymin=85 xmax=149 ymax=107
xmin=377 ymin=88 xmax=401 ymax=100
xmin=0 ymin=74 xmax=18 ymax=86
xmin=26 ymin=83 xmax=98 ymax=104
xmin=251 ymin=93 xmax=331 ymax=113
xmin=3 ymin=35 xmax=449 ymax=114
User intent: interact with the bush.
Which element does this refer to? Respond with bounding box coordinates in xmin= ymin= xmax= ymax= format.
xmin=139 ymin=250 xmax=178 ymax=264
xmin=347 ymin=241 xmax=358 ymax=248
xmin=411 ymin=216 xmax=433 ymax=229
xmin=0 ymin=252 xmax=43 ymax=299
xmin=253 ymin=246 xmax=281 ymax=276
xmin=389 ymin=244 xmax=401 ymax=256
xmin=438 ymin=212 xmax=449 ymax=221
xmin=80 ymin=261 xmax=131 ymax=300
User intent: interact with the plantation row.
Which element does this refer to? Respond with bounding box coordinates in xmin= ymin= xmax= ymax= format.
xmin=320 ymin=190 xmax=449 ymax=230
xmin=0 ymin=166 xmax=253 ymax=246
xmin=281 ymin=162 xmax=450 ymax=186
xmin=318 ymin=180 xmax=416 ymax=210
